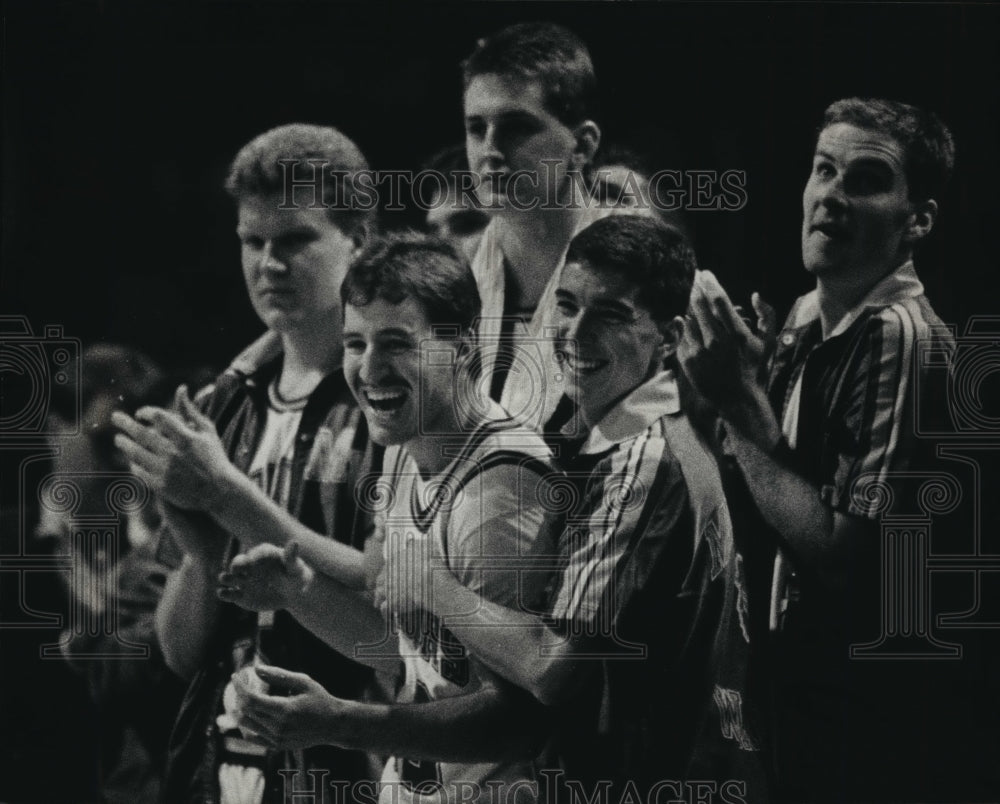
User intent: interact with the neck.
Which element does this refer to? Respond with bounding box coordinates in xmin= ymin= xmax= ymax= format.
xmin=404 ymin=379 xmax=489 ymax=477
xmin=495 ymin=206 xmax=582 ymax=311
xmin=277 ymin=317 xmax=343 ymax=396
xmin=814 ymin=253 xmax=910 ymax=337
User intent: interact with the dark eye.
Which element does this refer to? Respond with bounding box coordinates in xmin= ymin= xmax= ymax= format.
xmin=465 ymin=121 xmax=485 ymax=139
xmin=814 ymin=161 xmax=835 ymax=179
xmin=277 ymin=232 xmax=314 ymax=251
xmin=555 ymin=299 xmax=579 ymax=316
xmin=385 ymin=338 xmax=413 ymax=354
xmin=598 ymin=310 xmax=632 ymax=326
xmin=240 ymin=235 xmax=264 ymax=249
xmin=344 ymin=338 xmax=365 ymax=354
xmin=498 ymin=115 xmax=543 ymax=142
xmin=845 ymin=169 xmax=891 ymax=196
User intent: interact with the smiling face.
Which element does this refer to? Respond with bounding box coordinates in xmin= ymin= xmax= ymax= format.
xmin=554 ymin=260 xmax=669 ymax=427
xmin=801 ymin=123 xmax=931 ymax=290
xmin=342 ymin=296 xmax=461 ymax=448
xmin=237 ymin=193 xmax=357 ymax=338
xmin=463 ymin=74 xmax=584 ymax=211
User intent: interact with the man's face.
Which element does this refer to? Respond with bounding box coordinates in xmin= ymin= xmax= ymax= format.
xmin=554 ymin=260 xmax=667 ymax=426
xmin=801 ymin=123 xmax=920 ymax=285
xmin=343 ymin=296 xmax=459 ymax=447
xmin=463 ymin=74 xmax=581 ymax=210
xmin=237 ymin=193 xmax=356 ymax=337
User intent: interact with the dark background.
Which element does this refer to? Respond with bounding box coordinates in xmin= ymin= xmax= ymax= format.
xmin=1 ymin=2 xmax=998 ymax=801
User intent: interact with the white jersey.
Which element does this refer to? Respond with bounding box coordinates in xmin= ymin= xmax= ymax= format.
xmin=376 ymin=406 xmax=559 ymax=804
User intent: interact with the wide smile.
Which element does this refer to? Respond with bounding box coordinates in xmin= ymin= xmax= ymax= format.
xmin=560 ymin=350 xmax=609 ymax=376
xmin=361 ymin=386 xmax=410 ymax=414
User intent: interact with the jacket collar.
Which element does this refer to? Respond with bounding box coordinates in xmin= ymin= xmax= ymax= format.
xmin=579 ymin=369 xmax=681 ymax=455
xmin=789 ymin=260 xmax=924 ymax=340
xmin=227 ymin=331 xmax=284 ymax=382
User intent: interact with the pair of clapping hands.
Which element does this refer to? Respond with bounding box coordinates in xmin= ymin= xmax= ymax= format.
xmin=678 ymin=269 xmax=777 ymax=430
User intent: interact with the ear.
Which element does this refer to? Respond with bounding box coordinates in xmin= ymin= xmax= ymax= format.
xmin=349 ymin=220 xmax=373 ymax=253
xmin=570 ymin=120 xmax=601 ymax=169
xmin=904 ymin=198 xmax=937 ymax=245
xmin=655 ymin=315 xmax=685 ymax=363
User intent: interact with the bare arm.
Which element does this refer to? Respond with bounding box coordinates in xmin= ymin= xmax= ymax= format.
xmin=678 ymin=270 xmax=869 ymax=589
xmin=722 ymin=425 xmax=870 ymax=590
xmin=233 ymin=660 xmax=547 ymax=762
xmin=411 ymin=560 xmax=588 ymax=707
xmin=217 ymin=542 xmax=399 ymax=675
xmin=154 ymin=504 xmax=230 ymax=680
xmin=112 ymin=388 xmax=365 ymax=589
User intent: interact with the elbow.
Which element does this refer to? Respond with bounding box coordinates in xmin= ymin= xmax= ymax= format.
xmin=157 ymin=633 xmax=198 ymax=682
xmin=531 ymin=657 xmax=586 ymax=707
xmin=492 ymin=687 xmax=552 ymax=761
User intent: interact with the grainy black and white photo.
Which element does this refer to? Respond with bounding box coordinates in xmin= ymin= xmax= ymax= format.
xmin=2 ymin=3 xmax=998 ymax=803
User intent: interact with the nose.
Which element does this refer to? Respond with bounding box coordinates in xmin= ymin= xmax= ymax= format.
xmin=560 ymin=310 xmax=595 ymax=351
xmin=479 ymin=124 xmax=504 ymax=166
xmin=358 ymin=344 xmax=387 ymax=385
xmin=813 ymin=173 xmax=847 ymax=211
xmin=259 ymin=242 xmax=287 ymax=273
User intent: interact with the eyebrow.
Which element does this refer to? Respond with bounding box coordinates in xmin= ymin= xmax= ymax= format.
xmin=464 ymin=109 xmax=543 ymax=124
xmin=591 ymin=299 xmax=637 ymax=316
xmin=814 ymin=150 xmax=896 ymax=171
xmin=377 ymin=328 xmax=418 ymax=339
xmin=555 ymin=289 xmax=637 ymax=316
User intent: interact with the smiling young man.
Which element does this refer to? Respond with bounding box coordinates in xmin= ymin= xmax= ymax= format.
xmin=677 ymin=98 xmax=966 ymax=801
xmin=397 ymin=215 xmax=767 ymax=800
xmin=208 ymin=233 xmax=560 ymax=804
xmin=461 ymin=23 xmax=607 ymax=433
xmin=113 ymin=124 xmax=380 ymax=804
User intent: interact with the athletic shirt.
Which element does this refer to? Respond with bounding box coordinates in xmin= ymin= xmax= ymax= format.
xmin=217 ymin=378 xmax=312 ymax=804
xmin=470 ymin=208 xmax=610 ymax=435
xmin=375 ymin=405 xmax=560 ymax=804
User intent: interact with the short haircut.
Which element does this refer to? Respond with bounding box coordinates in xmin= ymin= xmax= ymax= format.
xmin=462 ymin=22 xmax=598 ymax=126
xmin=342 ymin=231 xmax=482 ymax=339
xmin=820 ymin=98 xmax=956 ymax=203
xmin=565 ymin=214 xmax=696 ymax=324
xmin=225 ymin=123 xmax=375 ymax=234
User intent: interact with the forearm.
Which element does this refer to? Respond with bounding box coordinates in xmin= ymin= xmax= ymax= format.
xmin=724 ymin=427 xmax=854 ymax=588
xmin=285 ymin=572 xmax=399 ymax=675
xmin=211 ymin=468 xmax=365 ymax=589
xmin=155 ymin=554 xmax=224 ymax=680
xmin=423 ymin=570 xmax=583 ymax=705
xmin=329 ymin=679 xmax=546 ymax=762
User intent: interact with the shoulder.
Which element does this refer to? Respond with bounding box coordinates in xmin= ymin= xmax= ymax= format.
xmin=457 ymin=419 xmax=557 ymax=487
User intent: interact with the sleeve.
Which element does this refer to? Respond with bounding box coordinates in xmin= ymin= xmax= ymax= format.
xmin=824 ymin=305 xmax=922 ymax=518
xmin=547 ymin=431 xmax=691 ymax=632
xmin=446 ymin=457 xmax=562 ymax=612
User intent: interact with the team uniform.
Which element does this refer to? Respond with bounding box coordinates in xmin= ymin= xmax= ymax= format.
xmin=162 ymin=332 xmax=380 ymax=804
xmin=375 ymin=404 xmax=560 ymax=804
xmin=470 ymin=207 xmax=609 ymax=437
xmin=546 ymin=370 xmax=767 ymax=800
xmin=763 ymin=260 xmax=987 ymax=801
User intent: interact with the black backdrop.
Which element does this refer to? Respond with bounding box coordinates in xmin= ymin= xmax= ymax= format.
xmin=3 ymin=1 xmax=998 ymax=370
xmin=1 ymin=2 xmax=998 ymax=801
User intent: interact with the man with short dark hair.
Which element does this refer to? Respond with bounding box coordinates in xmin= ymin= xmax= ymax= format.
xmin=398 ymin=215 xmax=767 ymax=800
xmin=213 ymin=232 xmax=559 ymax=804
xmin=461 ymin=22 xmax=605 ymax=433
xmin=678 ymin=98 xmax=972 ymax=801
xmin=114 ymin=123 xmax=379 ymax=804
